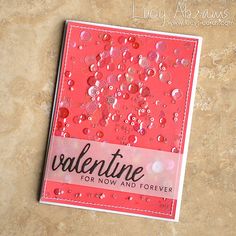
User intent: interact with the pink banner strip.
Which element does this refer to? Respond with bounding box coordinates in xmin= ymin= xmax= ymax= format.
xmin=45 ymin=136 xmax=182 ymax=199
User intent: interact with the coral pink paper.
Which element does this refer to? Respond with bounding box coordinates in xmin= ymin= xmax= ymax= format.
xmin=40 ymin=20 xmax=202 ymax=221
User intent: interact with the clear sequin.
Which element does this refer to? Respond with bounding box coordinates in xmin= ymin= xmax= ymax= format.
xmin=88 ymin=86 xmax=99 ymax=97
xmin=138 ymin=57 xmax=149 ymax=68
xmin=171 ymin=89 xmax=182 ymax=100
xmin=80 ymin=31 xmax=91 ymax=41
xmin=156 ymin=41 xmax=167 ymax=51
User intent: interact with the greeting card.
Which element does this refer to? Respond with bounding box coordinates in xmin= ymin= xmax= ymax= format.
xmin=40 ymin=20 xmax=202 ymax=221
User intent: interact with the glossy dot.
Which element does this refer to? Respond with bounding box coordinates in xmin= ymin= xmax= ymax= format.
xmin=128 ymin=36 xmax=135 ymax=42
xmin=107 ymin=96 xmax=117 ymax=105
xmin=73 ymin=116 xmax=80 ymax=124
xmin=94 ymin=72 xmax=102 ymax=80
xmin=123 ymin=93 xmax=130 ymax=100
xmin=59 ymin=107 xmax=69 ymax=118
xmin=99 ymin=118 xmax=108 ymax=127
xmin=181 ymin=58 xmax=189 ymax=66
xmin=122 ymin=51 xmax=131 ymax=59
xmin=54 ymin=188 xmax=64 ymax=195
xmin=80 ymin=114 xmax=87 ymax=121
xmin=129 ymin=56 xmax=138 ymax=64
xmin=83 ymin=128 xmax=90 ymax=135
xmin=75 ymin=193 xmax=82 ymax=198
xmin=117 ymin=63 xmax=126 ymax=71
xmin=139 ymin=72 xmax=148 ymax=81
xmin=159 ymin=71 xmax=171 ymax=82
xmin=139 ymin=87 xmax=150 ymax=97
xmin=172 ymin=147 xmax=179 ymax=153
xmin=125 ymin=73 xmax=134 ymax=83
xmin=159 ymin=62 xmax=167 ymax=71
xmin=128 ymin=67 xmax=136 ymax=75
xmin=111 ymin=113 xmax=120 ymax=122
xmin=89 ymin=64 xmax=98 ymax=72
xmin=147 ymin=51 xmax=159 ymax=61
xmin=132 ymin=42 xmax=139 ymax=49
xmin=159 ymin=117 xmax=166 ymax=125
xmin=88 ymin=86 xmax=99 ymax=97
xmin=139 ymin=128 xmax=146 ymax=135
xmin=65 ymin=71 xmax=71 ymax=78
xmin=107 ymin=74 xmax=117 ymax=84
xmin=118 ymin=36 xmax=127 ymax=44
xmin=156 ymin=41 xmax=167 ymax=51
xmin=174 ymin=48 xmax=180 ymax=55
xmin=56 ymin=121 xmax=63 ymax=128
xmin=110 ymin=47 xmax=120 ymax=58
xmin=96 ymin=130 xmax=104 ymax=138
xmin=107 ymin=63 xmax=115 ymax=71
xmin=102 ymin=33 xmax=111 ymax=41
xmin=87 ymin=76 xmax=96 ymax=86
xmin=128 ymin=135 xmax=138 ymax=144
xmin=67 ymin=79 xmax=74 ymax=87
xmin=80 ymin=31 xmax=91 ymax=41
xmin=99 ymin=193 xmax=106 ymax=199
xmin=128 ymin=83 xmax=139 ymax=94
xmin=146 ymin=68 xmax=156 ymax=77
xmin=138 ymin=57 xmax=149 ymax=68
xmin=157 ymin=135 xmax=165 ymax=142
xmin=84 ymin=55 xmax=96 ymax=65
xmin=63 ymin=132 xmax=70 ymax=138
xmin=171 ymin=89 xmax=182 ymax=100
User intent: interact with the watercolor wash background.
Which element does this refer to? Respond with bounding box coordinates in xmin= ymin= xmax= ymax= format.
xmin=0 ymin=0 xmax=235 ymax=235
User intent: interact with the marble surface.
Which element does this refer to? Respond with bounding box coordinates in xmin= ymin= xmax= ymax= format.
xmin=0 ymin=0 xmax=235 ymax=235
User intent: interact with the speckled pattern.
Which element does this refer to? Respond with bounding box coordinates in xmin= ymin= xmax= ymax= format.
xmin=0 ymin=0 xmax=235 ymax=235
